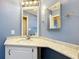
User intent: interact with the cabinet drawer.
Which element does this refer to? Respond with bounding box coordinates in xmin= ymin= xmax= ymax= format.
xmin=5 ymin=46 xmax=37 ymax=59
xmin=5 ymin=46 xmax=34 ymax=52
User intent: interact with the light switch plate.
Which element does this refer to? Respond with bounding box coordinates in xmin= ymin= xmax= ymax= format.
xmin=11 ymin=30 xmax=15 ymax=35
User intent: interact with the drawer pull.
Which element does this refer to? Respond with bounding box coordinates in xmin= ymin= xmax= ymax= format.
xmin=8 ymin=49 xmax=11 ymax=55
xmin=32 ymin=49 xmax=34 ymax=52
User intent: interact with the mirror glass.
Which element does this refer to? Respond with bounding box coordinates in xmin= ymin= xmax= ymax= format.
xmin=21 ymin=0 xmax=40 ymax=36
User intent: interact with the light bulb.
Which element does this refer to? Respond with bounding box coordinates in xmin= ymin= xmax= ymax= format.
xmin=34 ymin=1 xmax=37 ymax=4
xmin=29 ymin=1 xmax=32 ymax=5
xmin=22 ymin=2 xmax=24 ymax=5
xmin=26 ymin=2 xmax=29 ymax=5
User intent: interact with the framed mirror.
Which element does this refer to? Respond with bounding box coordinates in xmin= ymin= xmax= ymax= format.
xmin=48 ymin=1 xmax=61 ymax=30
xmin=21 ymin=0 xmax=40 ymax=36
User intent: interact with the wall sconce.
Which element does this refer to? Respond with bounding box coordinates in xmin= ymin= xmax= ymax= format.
xmin=41 ymin=5 xmax=47 ymax=22
xmin=42 ymin=5 xmax=46 ymax=15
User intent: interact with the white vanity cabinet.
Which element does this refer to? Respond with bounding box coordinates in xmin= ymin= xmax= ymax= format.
xmin=5 ymin=46 xmax=37 ymax=59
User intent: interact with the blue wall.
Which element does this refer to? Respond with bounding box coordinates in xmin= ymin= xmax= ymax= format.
xmin=40 ymin=0 xmax=79 ymax=45
xmin=0 ymin=0 xmax=21 ymax=59
xmin=40 ymin=0 xmax=79 ymax=59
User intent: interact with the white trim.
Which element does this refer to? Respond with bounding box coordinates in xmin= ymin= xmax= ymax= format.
xmin=37 ymin=7 xmax=39 ymax=36
xmin=21 ymin=0 xmax=23 ymax=36
xmin=37 ymin=1 xmax=41 ymax=37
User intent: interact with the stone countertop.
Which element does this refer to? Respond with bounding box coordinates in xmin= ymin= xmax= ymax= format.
xmin=4 ymin=36 xmax=79 ymax=59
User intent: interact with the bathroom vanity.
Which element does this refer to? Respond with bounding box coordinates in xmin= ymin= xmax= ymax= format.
xmin=5 ymin=46 xmax=37 ymax=59
xmin=4 ymin=37 xmax=38 ymax=59
xmin=4 ymin=36 xmax=79 ymax=59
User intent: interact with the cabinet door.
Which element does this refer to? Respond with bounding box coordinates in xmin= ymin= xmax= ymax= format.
xmin=5 ymin=46 xmax=37 ymax=59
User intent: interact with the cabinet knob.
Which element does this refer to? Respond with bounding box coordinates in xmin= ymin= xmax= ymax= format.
xmin=32 ymin=49 xmax=34 ymax=52
xmin=8 ymin=49 xmax=11 ymax=55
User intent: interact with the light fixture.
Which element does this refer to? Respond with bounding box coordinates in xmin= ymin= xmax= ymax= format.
xmin=41 ymin=5 xmax=46 ymax=22
xmin=42 ymin=5 xmax=46 ymax=15
xmin=29 ymin=1 xmax=33 ymax=5
xmin=22 ymin=2 xmax=24 ymax=5
xmin=34 ymin=1 xmax=37 ymax=4
xmin=26 ymin=2 xmax=29 ymax=5
xmin=42 ymin=5 xmax=46 ymax=10
xmin=22 ymin=0 xmax=39 ymax=7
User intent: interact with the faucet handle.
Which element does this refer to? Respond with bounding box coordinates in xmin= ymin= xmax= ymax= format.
xmin=27 ymin=35 xmax=30 ymax=39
